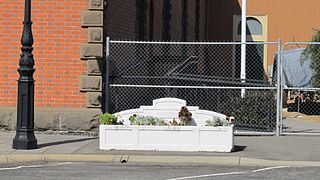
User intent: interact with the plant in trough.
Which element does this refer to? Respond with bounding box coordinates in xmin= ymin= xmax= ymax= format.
xmin=206 ymin=117 xmax=227 ymax=127
xmin=129 ymin=114 xmax=137 ymax=124
xmin=99 ymin=113 xmax=121 ymax=125
xmin=129 ymin=115 xmax=168 ymax=126
xmin=178 ymin=106 xmax=193 ymax=126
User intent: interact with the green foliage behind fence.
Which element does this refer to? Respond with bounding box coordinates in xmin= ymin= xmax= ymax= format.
xmin=303 ymin=30 xmax=320 ymax=87
xmin=223 ymin=91 xmax=277 ymax=132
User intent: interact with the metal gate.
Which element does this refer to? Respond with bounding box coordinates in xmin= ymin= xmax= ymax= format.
xmin=280 ymin=42 xmax=320 ymax=135
xmin=106 ymin=38 xmax=281 ymax=135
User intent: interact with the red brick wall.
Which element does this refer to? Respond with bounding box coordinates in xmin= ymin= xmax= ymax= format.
xmin=105 ymin=0 xmax=206 ymax=41
xmin=0 ymin=0 xmax=88 ymax=108
xmin=199 ymin=0 xmax=206 ymax=41
xmin=170 ymin=0 xmax=181 ymax=41
xmin=187 ymin=0 xmax=195 ymax=41
xmin=105 ymin=0 xmax=136 ymax=40
xmin=152 ymin=0 xmax=163 ymax=40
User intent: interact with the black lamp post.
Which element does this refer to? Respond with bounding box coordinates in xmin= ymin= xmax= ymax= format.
xmin=12 ymin=0 xmax=37 ymax=149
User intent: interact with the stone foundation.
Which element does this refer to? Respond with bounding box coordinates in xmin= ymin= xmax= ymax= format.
xmin=80 ymin=0 xmax=104 ymax=109
xmin=0 ymin=107 xmax=102 ymax=132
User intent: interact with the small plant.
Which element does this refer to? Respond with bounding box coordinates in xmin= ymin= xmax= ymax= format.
xmin=130 ymin=115 xmax=168 ymax=126
xmin=206 ymin=117 xmax=227 ymax=127
xmin=170 ymin=118 xmax=179 ymax=126
xmin=99 ymin=113 xmax=120 ymax=125
xmin=178 ymin=106 xmax=193 ymax=126
xmin=129 ymin=114 xmax=137 ymax=124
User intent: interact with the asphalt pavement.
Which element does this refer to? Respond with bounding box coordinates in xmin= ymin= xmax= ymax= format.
xmin=1 ymin=130 xmax=320 ymax=166
xmin=1 ymin=162 xmax=319 ymax=180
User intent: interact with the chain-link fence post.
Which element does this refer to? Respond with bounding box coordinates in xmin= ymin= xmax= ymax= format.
xmin=276 ymin=38 xmax=282 ymax=136
xmin=298 ymin=89 xmax=301 ymax=114
xmin=104 ymin=37 xmax=111 ymax=113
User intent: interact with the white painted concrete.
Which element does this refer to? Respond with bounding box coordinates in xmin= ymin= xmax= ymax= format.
xmin=115 ymin=98 xmax=227 ymax=126
xmin=100 ymin=125 xmax=234 ymax=152
xmin=100 ymin=98 xmax=233 ymax=152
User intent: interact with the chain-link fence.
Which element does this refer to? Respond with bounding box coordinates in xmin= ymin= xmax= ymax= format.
xmin=107 ymin=40 xmax=280 ymax=134
xmin=280 ymin=42 xmax=320 ymax=135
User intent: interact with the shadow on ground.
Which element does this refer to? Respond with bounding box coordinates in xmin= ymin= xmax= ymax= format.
xmin=288 ymin=102 xmax=320 ymax=115
xmin=232 ymin=145 xmax=247 ymax=152
xmin=38 ymin=137 xmax=98 ymax=148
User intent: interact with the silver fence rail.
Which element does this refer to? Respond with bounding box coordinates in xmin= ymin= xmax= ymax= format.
xmin=280 ymin=42 xmax=320 ymax=135
xmin=106 ymin=39 xmax=281 ymax=135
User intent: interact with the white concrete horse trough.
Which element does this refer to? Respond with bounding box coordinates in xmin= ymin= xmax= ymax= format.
xmin=99 ymin=98 xmax=234 ymax=152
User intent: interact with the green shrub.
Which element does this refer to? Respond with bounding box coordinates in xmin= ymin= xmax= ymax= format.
xmin=129 ymin=115 xmax=168 ymax=126
xmin=205 ymin=117 xmax=227 ymax=127
xmin=223 ymin=91 xmax=277 ymax=131
xmin=99 ymin=113 xmax=119 ymax=125
xmin=303 ymin=29 xmax=320 ymax=87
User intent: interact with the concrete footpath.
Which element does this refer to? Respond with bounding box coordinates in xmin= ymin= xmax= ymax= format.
xmin=1 ymin=130 xmax=320 ymax=166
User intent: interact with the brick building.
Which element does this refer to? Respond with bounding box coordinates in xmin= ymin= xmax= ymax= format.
xmin=1 ymin=0 xmax=320 ymax=131
xmin=0 ymin=0 xmax=207 ymax=131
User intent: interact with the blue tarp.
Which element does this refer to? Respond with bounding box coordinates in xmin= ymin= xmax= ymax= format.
xmin=274 ymin=48 xmax=314 ymax=88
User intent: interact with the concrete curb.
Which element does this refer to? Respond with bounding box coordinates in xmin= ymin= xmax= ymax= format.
xmin=127 ymin=156 xmax=240 ymax=166
xmin=0 ymin=155 xmax=8 ymax=164
xmin=1 ymin=154 xmax=320 ymax=167
xmin=240 ymin=157 xmax=320 ymax=167
xmin=6 ymin=155 xmax=45 ymax=163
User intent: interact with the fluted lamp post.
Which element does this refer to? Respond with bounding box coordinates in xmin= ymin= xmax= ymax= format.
xmin=12 ymin=0 xmax=37 ymax=149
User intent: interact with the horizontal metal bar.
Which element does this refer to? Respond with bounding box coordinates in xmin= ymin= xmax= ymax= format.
xmin=109 ymin=84 xmax=277 ymax=90
xmin=282 ymin=42 xmax=320 ymax=51
xmin=167 ymin=74 xmax=271 ymax=86
xmin=282 ymin=132 xmax=320 ymax=136
xmin=116 ymin=75 xmax=272 ymax=87
xmin=234 ymin=131 xmax=275 ymax=136
xmin=283 ymin=87 xmax=320 ymax=91
xmin=118 ymin=74 xmax=269 ymax=84
xmin=283 ymin=42 xmax=320 ymax=46
xmin=109 ymin=40 xmax=278 ymax=45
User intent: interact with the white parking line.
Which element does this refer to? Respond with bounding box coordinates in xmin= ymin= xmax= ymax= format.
xmin=0 ymin=162 xmax=72 ymax=171
xmin=166 ymin=166 xmax=291 ymax=180
xmin=166 ymin=171 xmax=247 ymax=180
xmin=251 ymin=166 xmax=290 ymax=173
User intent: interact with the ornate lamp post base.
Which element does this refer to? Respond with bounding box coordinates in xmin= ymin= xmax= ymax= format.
xmin=13 ymin=0 xmax=37 ymax=150
xmin=13 ymin=131 xmax=37 ymax=149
